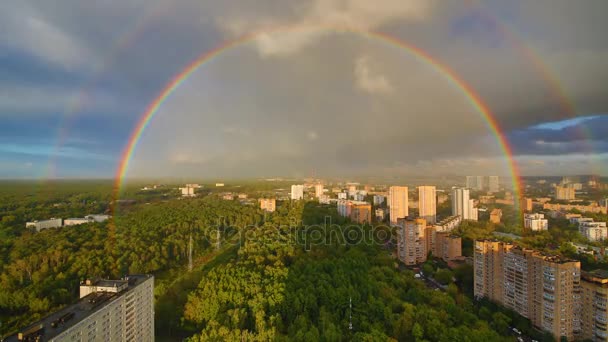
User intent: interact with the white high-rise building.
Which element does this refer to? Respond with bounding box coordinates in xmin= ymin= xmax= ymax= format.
xmin=291 ymin=185 xmax=304 ymax=200
xmin=9 ymin=275 xmax=154 ymax=342
xmin=389 ymin=186 xmax=409 ymax=226
xmin=452 ymin=188 xmax=477 ymax=220
xmin=488 ymin=176 xmax=499 ymax=193
xmin=418 ymin=186 xmax=436 ymax=224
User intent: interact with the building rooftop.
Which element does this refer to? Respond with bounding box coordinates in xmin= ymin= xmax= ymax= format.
xmin=5 ymin=274 xmax=152 ymax=342
xmin=582 ymin=269 xmax=608 ymax=284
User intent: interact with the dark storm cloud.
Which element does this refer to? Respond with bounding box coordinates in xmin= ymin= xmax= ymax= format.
xmin=1 ymin=0 xmax=607 ymax=177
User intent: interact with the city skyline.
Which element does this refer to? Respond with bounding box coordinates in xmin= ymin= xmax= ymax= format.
xmin=1 ymin=1 xmax=608 ymax=179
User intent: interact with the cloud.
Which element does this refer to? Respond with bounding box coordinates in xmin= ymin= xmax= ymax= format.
xmin=218 ymin=0 xmax=434 ymax=57
xmin=354 ymin=56 xmax=393 ymax=94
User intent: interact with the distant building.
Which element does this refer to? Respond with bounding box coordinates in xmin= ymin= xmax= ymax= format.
xmin=543 ymin=202 xmax=607 ymax=214
xmin=318 ymin=195 xmax=331 ymax=204
xmin=567 ymin=183 xmax=583 ymax=191
xmin=373 ymin=195 xmax=385 ymax=206
xmin=347 ymin=184 xmax=358 ymax=198
xmin=437 ymin=193 xmax=449 ymax=204
xmin=389 ymin=186 xmax=409 ymax=226
xmin=7 ymin=275 xmax=154 ymax=342
xmin=87 ymin=214 xmax=109 ymax=223
xmin=291 ymin=185 xmax=304 ymax=200
xmin=489 ymin=208 xmax=502 ymax=224
xmin=434 ymin=216 xmax=462 ymax=232
xmin=488 ymin=176 xmax=499 ymax=193
xmin=452 ymin=188 xmax=469 ymax=219
xmin=337 ymin=200 xmax=371 ymax=224
xmin=222 ymin=193 xmax=234 ymax=200
xmin=524 ymin=213 xmax=549 ymax=231
xmin=418 ymin=186 xmax=437 ymax=224
xmin=555 ymin=186 xmax=576 ymax=200
xmin=215 ymin=183 xmax=225 ymax=187
xmin=315 ymin=184 xmax=324 ymax=198
xmin=350 ymin=202 xmax=372 ymax=224
xmin=579 ymin=222 xmax=608 ymax=242
xmin=238 ymin=193 xmax=248 ymax=199
xmin=26 ymin=218 xmax=63 ymax=232
xmin=353 ymin=193 xmax=365 ymax=202
xmin=259 ymin=198 xmax=276 ymax=212
xmin=466 ymin=176 xmax=484 ymax=191
xmin=375 ymin=208 xmax=386 ymax=221
xmin=180 ymin=186 xmax=195 ymax=197
xmin=64 ymin=218 xmax=93 ymax=226
xmin=397 ymin=218 xmax=427 ymax=266
xmin=338 ymin=192 xmax=348 ymax=200
xmin=520 ymin=197 xmax=533 ymax=212
xmin=469 ymin=199 xmax=478 ymax=221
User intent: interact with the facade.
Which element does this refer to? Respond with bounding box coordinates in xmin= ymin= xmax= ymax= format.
xmin=338 ymin=200 xmax=371 ymax=224
xmin=474 ymin=241 xmax=581 ymax=341
xmin=290 ymin=185 xmax=304 ymax=200
xmin=524 ymin=213 xmax=549 ymax=231
xmin=64 ymin=218 xmax=93 ymax=226
xmin=180 ymin=186 xmax=195 ymax=197
xmin=9 ymin=275 xmax=154 ymax=342
xmin=555 ymin=186 xmax=576 ymax=201
xmin=489 ymin=208 xmax=502 ymax=224
xmin=350 ymin=202 xmax=372 ymax=224
xmin=466 ymin=176 xmax=484 ymax=191
xmin=87 ymin=214 xmax=109 ymax=223
xmin=452 ymin=188 xmax=475 ymax=220
xmin=396 ymin=218 xmax=427 ymax=266
xmin=373 ymin=195 xmax=385 ymax=206
xmin=488 ymin=176 xmax=500 ymax=193
xmin=581 ymin=270 xmax=608 ymax=341
xmin=259 ymin=198 xmax=277 ymax=212
xmin=434 ymin=216 xmax=462 ymax=232
xmin=580 ymin=222 xmax=608 ymax=242
xmin=375 ymin=208 xmax=386 ymax=221
xmin=338 ymin=192 xmax=347 ymax=200
xmin=543 ymin=202 xmax=608 ymax=214
xmin=389 ymin=186 xmax=409 ymax=226
xmin=520 ymin=198 xmax=533 ymax=212
xmin=418 ymin=186 xmax=437 ymax=224
xmin=434 ymin=232 xmax=462 ymax=261
xmin=315 ymin=184 xmax=324 ymax=198
xmin=25 ymin=218 xmax=63 ymax=232
xmin=469 ymin=199 xmax=479 ymax=221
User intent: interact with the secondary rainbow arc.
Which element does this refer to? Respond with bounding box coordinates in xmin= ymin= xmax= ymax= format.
xmin=113 ymin=26 xmax=523 ymax=206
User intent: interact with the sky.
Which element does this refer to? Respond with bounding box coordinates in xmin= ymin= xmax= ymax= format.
xmin=1 ymin=0 xmax=607 ymax=179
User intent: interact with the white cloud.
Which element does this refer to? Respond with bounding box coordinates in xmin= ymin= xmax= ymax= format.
xmin=218 ymin=0 xmax=434 ymax=57
xmin=354 ymin=56 xmax=393 ymax=94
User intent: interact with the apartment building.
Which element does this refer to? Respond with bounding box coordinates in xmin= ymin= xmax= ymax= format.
xmin=581 ymin=270 xmax=608 ymax=341
xmin=8 ymin=275 xmax=154 ymax=342
xmin=396 ymin=218 xmax=427 ymax=266
xmin=474 ymin=241 xmax=581 ymax=340
xmin=580 ymin=222 xmax=608 ymax=242
xmin=434 ymin=232 xmax=462 ymax=261
xmin=524 ymin=213 xmax=549 ymax=231
xmin=259 ymin=198 xmax=277 ymax=212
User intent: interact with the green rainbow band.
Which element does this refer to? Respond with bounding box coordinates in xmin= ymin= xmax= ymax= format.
xmin=113 ymin=26 xmax=522 ymax=203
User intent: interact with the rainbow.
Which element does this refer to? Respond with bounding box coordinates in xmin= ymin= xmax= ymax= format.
xmin=112 ymin=26 xmax=523 ymax=205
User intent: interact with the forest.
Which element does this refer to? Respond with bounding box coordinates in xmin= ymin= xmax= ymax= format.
xmin=1 ymin=180 xmax=524 ymax=340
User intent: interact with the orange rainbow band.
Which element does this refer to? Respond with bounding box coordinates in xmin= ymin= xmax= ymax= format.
xmin=113 ymin=26 xmax=522 ymax=204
